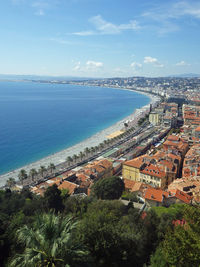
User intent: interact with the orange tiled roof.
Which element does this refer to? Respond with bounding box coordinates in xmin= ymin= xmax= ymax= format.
xmin=123 ymin=155 xmax=145 ymax=169
xmin=167 ymin=135 xmax=179 ymax=141
xmin=132 ymin=182 xmax=143 ymax=192
xmin=98 ymin=159 xmax=112 ymax=169
xmin=144 ymin=188 xmax=169 ymax=203
xmin=141 ymin=164 xmax=166 ymax=179
xmin=49 ymin=180 xmax=62 ymax=187
xmin=123 ymin=179 xmax=136 ymax=190
xmin=58 ymin=181 xmax=78 ymax=194
xmin=168 ymin=189 xmax=192 ymax=204
xmin=77 ymin=173 xmax=89 ymax=182
xmin=159 ymin=160 xmax=174 ymax=170
xmin=33 ymin=188 xmax=45 ymax=196
xmin=84 ymin=159 xmax=112 ymax=175
xmin=195 ymin=126 xmax=200 ymax=132
xmin=167 ymin=153 xmax=181 ymax=161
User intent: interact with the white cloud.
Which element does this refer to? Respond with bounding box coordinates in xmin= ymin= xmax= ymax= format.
xmin=173 ymin=1 xmax=200 ymax=19
xmin=90 ymin=15 xmax=140 ymax=34
xmin=156 ymin=63 xmax=164 ymax=68
xmin=73 ymin=61 xmax=81 ymax=71
xmin=144 ymin=56 xmax=158 ymax=64
xmin=143 ymin=1 xmax=200 ymax=21
xmin=86 ymin=60 xmax=103 ymax=70
xmin=130 ymin=62 xmax=142 ymax=69
xmin=73 ymin=15 xmax=140 ymax=36
xmin=73 ymin=31 xmax=95 ymax=36
xmin=72 ymin=60 xmax=103 ymax=72
xmin=142 ymin=1 xmax=200 ymax=34
xmin=176 ymin=60 xmax=190 ymax=66
xmin=144 ymin=56 xmax=164 ymax=68
xmin=48 ymin=38 xmax=74 ymax=45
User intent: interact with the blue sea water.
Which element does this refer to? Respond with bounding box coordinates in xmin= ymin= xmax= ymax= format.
xmin=0 ymin=81 xmax=150 ymax=174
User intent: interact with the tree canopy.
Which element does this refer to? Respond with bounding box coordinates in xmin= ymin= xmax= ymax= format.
xmin=43 ymin=184 xmax=64 ymax=212
xmin=0 ymin=182 xmax=200 ymax=266
xmin=91 ymin=176 xmax=125 ymax=200
xmin=10 ymin=213 xmax=88 ymax=267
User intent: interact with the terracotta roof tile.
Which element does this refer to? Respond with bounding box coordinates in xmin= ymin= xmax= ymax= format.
xmin=167 ymin=135 xmax=179 ymax=141
xmin=168 ymin=189 xmax=192 ymax=204
xmin=141 ymin=164 xmax=166 ymax=179
xmin=132 ymin=182 xmax=143 ymax=192
xmin=195 ymin=126 xmax=200 ymax=132
xmin=124 ymin=155 xmax=145 ymax=169
xmin=144 ymin=188 xmax=169 ymax=202
xmin=123 ymin=179 xmax=136 ymax=190
xmin=58 ymin=181 xmax=78 ymax=194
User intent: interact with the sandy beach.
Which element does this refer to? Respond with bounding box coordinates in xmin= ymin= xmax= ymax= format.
xmin=0 ymin=90 xmax=160 ymax=187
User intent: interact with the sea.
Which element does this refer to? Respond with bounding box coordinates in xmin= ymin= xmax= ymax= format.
xmin=0 ymin=81 xmax=150 ymax=175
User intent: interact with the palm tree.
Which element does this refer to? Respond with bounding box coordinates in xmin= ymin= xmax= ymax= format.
xmin=103 ymin=139 xmax=108 ymax=148
xmin=110 ymin=138 xmax=115 ymax=145
xmin=18 ymin=169 xmax=27 ymax=186
xmin=39 ymin=166 xmax=47 ymax=178
xmin=29 ymin=168 xmax=37 ymax=182
xmin=94 ymin=146 xmax=99 ymax=153
xmin=84 ymin=147 xmax=90 ymax=158
xmin=99 ymin=142 xmax=104 ymax=151
xmin=90 ymin=146 xmax=95 ymax=156
xmin=48 ymin=163 xmax=56 ymax=174
xmin=72 ymin=154 xmax=78 ymax=164
xmin=78 ymin=151 xmax=85 ymax=162
xmin=66 ymin=156 xmax=73 ymax=167
xmin=107 ymin=139 xmax=112 ymax=147
xmin=6 ymin=177 xmax=16 ymax=189
xmin=10 ymin=213 xmax=88 ymax=267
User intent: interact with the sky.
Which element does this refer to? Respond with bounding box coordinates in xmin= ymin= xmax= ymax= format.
xmin=0 ymin=0 xmax=200 ymax=77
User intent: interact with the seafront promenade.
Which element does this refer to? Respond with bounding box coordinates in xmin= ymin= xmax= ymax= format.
xmin=0 ymin=89 xmax=160 ymax=187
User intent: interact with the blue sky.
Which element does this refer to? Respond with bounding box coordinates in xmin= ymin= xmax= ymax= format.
xmin=1 ymin=0 xmax=200 ymax=77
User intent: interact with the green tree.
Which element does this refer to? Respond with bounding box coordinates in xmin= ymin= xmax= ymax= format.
xmin=72 ymin=154 xmax=78 ymax=164
xmin=18 ymin=169 xmax=27 ymax=186
xmin=48 ymin=163 xmax=56 ymax=174
xmin=161 ymin=205 xmax=200 ymax=266
xmin=43 ymin=184 xmax=64 ymax=212
xmin=94 ymin=146 xmax=99 ymax=152
xmin=78 ymin=151 xmax=85 ymax=161
xmin=90 ymin=146 xmax=95 ymax=156
xmin=77 ymin=200 xmax=141 ymax=266
xmin=39 ymin=165 xmax=47 ymax=178
xmin=99 ymin=142 xmax=104 ymax=150
xmin=60 ymin=188 xmax=70 ymax=200
xmin=150 ymin=245 xmax=168 ymax=267
xmin=66 ymin=156 xmax=73 ymax=167
xmin=84 ymin=147 xmax=90 ymax=157
xmin=29 ymin=168 xmax=37 ymax=182
xmin=10 ymin=213 xmax=88 ymax=267
xmin=5 ymin=177 xmax=16 ymax=189
xmin=92 ymin=176 xmax=125 ymax=200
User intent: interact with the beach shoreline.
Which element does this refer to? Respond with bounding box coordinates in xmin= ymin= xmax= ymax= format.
xmin=0 ymin=88 xmax=160 ymax=187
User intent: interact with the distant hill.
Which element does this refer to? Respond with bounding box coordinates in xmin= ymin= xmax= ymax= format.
xmin=168 ymin=73 xmax=200 ymax=78
xmin=0 ymin=74 xmax=93 ymax=81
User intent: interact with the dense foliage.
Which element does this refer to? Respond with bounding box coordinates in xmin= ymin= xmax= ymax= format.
xmin=91 ymin=176 xmax=125 ymax=200
xmin=0 ymin=181 xmax=199 ymax=266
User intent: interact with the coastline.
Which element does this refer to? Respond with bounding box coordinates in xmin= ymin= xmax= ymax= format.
xmin=0 ymin=88 xmax=160 ymax=187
